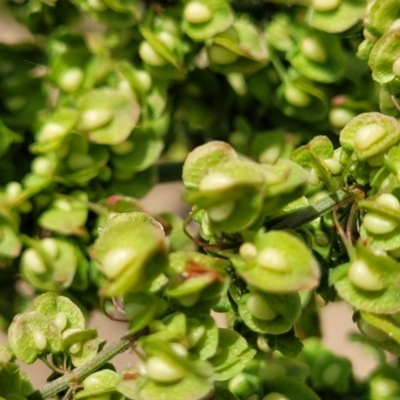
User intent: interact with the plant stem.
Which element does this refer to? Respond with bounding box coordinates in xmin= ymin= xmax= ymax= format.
xmin=268 ymin=189 xmax=352 ymax=230
xmin=27 ymin=336 xmax=134 ymax=400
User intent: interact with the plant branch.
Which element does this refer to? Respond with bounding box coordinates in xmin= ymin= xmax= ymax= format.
xmin=268 ymin=189 xmax=352 ymax=230
xmin=27 ymin=334 xmax=138 ymax=400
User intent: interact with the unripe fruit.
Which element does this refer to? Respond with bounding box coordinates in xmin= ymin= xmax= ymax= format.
xmin=41 ymin=238 xmax=59 ymax=259
xmin=311 ymin=0 xmax=340 ymax=11
xmin=256 ymin=248 xmax=289 ymax=273
xmin=207 ymin=200 xmax=235 ymax=222
xmin=157 ymin=32 xmax=175 ymax=50
xmin=348 ymin=259 xmax=385 ymax=291
xmin=102 ymin=248 xmax=138 ymax=279
xmin=284 ymin=84 xmax=311 ymax=107
xmin=200 ymin=173 xmax=234 ymax=191
xmin=184 ymin=2 xmax=212 ymax=24
xmin=139 ymin=41 xmax=168 ymax=66
xmin=392 ymin=58 xmax=400 ymax=77
xmin=135 ymin=70 xmax=152 ymax=92
xmin=363 ymin=213 xmax=398 ymax=235
xmin=79 ymin=109 xmax=113 ymax=131
xmin=55 ymin=311 xmax=68 ymax=331
xmin=87 ymin=0 xmax=107 ymax=11
xmin=145 ymin=356 xmax=185 ymax=382
xmin=371 ymin=377 xmax=399 ymax=397
xmin=6 ymin=181 xmax=22 ymax=199
xmin=376 ymin=193 xmax=400 ymax=212
xmin=33 ymin=330 xmax=47 ymax=350
xmin=209 ymin=45 xmax=239 ymax=65
xmin=69 ymin=342 xmax=82 ymax=354
xmin=59 ymin=68 xmax=84 ymax=92
xmin=32 ymin=157 xmax=56 ymax=176
xmin=301 ymin=37 xmax=327 ymax=63
xmin=354 ymin=123 xmax=386 ymax=151
xmin=39 ymin=122 xmax=65 ymax=141
xmin=246 ymin=293 xmax=278 ymax=320
xmin=23 ymin=248 xmax=46 ymax=274
xmin=240 ymin=242 xmax=258 ymax=259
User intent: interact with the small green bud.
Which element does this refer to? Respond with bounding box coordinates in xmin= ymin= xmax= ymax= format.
xmin=32 ymin=157 xmax=56 ymax=176
xmin=80 ymin=109 xmax=113 ymax=131
xmin=300 ymin=37 xmax=327 ymax=63
xmin=329 ymin=107 xmax=355 ymax=128
xmin=145 ymin=356 xmax=185 ymax=382
xmin=139 ymin=41 xmax=168 ymax=66
xmin=256 ymin=248 xmax=289 ymax=273
xmin=284 ymin=84 xmax=311 ymax=107
xmin=246 ymin=293 xmax=278 ymax=321
xmin=262 ymin=393 xmax=290 ymax=400
xmin=33 ymin=330 xmax=47 ymax=350
xmin=363 ymin=213 xmax=398 ymax=235
xmin=240 ymin=243 xmax=258 ymax=259
xmin=354 ymin=123 xmax=386 ymax=151
xmin=5 ymin=181 xmax=22 ymax=199
xmin=69 ymin=342 xmax=82 ymax=354
xmin=102 ymin=248 xmax=138 ymax=279
xmin=187 ymin=325 xmax=206 ymax=348
xmin=184 ymin=2 xmax=213 ymax=24
xmin=54 ymin=198 xmax=72 ymax=211
xmin=59 ymin=68 xmax=84 ymax=92
xmin=209 ymin=45 xmax=239 ymax=65
xmin=348 ymin=259 xmax=385 ymax=291
xmin=311 ymin=0 xmax=339 ymax=11
xmin=135 ymin=70 xmax=152 ymax=92
xmin=307 ymin=169 xmax=320 ymax=186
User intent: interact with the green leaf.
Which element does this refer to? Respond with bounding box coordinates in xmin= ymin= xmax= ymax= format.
xmin=33 ymin=292 xmax=85 ymax=331
xmin=0 ymin=363 xmax=33 ymax=397
xmin=329 ymin=245 xmax=400 ymax=313
xmin=77 ymin=89 xmax=140 ymax=145
xmin=340 ymin=112 xmax=400 ymax=161
xmin=93 ymin=212 xmax=168 ymax=296
xmin=210 ymin=328 xmax=256 ymax=381
xmin=183 ymin=141 xmax=237 ymax=191
xmin=238 ymin=291 xmax=301 ymax=334
xmin=307 ymin=0 xmax=366 ymax=33
xmin=38 ymin=191 xmax=88 ymax=235
xmin=263 ymin=375 xmax=320 ymax=400
xmin=288 ymin=31 xmax=345 ymax=83
xmin=233 ymin=230 xmax=320 ymax=293
xmin=8 ymin=311 xmax=61 ymax=364
xmin=76 ymin=369 xmax=120 ymax=398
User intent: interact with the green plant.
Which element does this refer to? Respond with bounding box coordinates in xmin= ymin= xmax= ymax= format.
xmin=2 ymin=0 xmax=400 ymax=399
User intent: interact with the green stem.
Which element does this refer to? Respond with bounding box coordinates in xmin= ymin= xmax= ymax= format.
xmin=268 ymin=189 xmax=352 ymax=230
xmin=27 ymin=336 xmax=134 ymax=400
